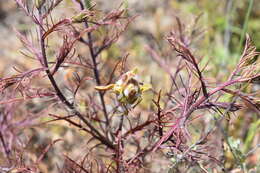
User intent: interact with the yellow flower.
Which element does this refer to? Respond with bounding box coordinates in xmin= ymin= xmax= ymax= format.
xmin=95 ymin=68 xmax=151 ymax=105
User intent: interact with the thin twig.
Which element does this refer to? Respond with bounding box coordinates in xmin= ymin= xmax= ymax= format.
xmin=37 ymin=8 xmax=114 ymax=150
xmin=77 ymin=0 xmax=109 ymax=125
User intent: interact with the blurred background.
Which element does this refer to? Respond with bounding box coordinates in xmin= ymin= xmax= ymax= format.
xmin=0 ymin=0 xmax=259 ymax=172
xmin=1 ymin=0 xmax=260 ymax=75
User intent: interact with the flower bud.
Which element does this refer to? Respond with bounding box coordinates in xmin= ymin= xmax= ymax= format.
xmin=72 ymin=11 xmax=92 ymax=23
xmin=35 ymin=0 xmax=45 ymax=9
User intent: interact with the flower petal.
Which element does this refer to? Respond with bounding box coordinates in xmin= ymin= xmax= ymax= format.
xmin=95 ymin=84 xmax=115 ymax=91
xmin=140 ymin=83 xmax=152 ymax=92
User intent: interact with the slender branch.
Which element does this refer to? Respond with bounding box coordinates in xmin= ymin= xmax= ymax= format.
xmin=78 ymin=0 xmax=109 ymax=125
xmin=180 ymin=78 xmax=243 ymax=127
xmin=0 ymin=131 xmax=11 ymax=163
xmin=37 ymin=8 xmax=114 ymax=150
xmin=153 ymin=77 xmax=242 ymax=151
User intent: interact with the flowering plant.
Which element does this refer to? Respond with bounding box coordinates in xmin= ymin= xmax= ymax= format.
xmin=95 ymin=68 xmax=151 ymax=106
